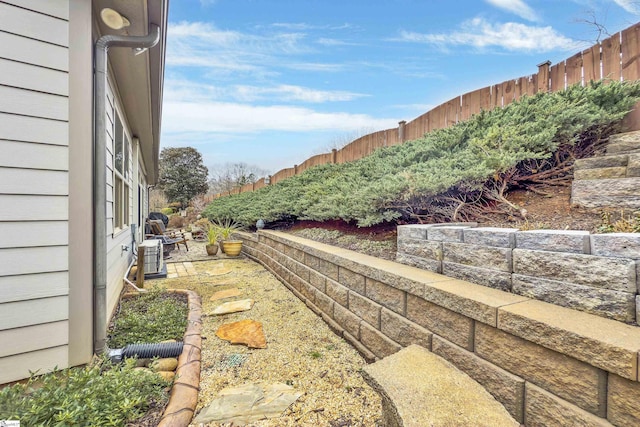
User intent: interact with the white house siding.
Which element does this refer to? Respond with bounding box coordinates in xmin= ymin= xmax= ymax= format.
xmin=105 ymin=77 xmax=136 ymax=320
xmin=0 ymin=0 xmax=70 ymax=384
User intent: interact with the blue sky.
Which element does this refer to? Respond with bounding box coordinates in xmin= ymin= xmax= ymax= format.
xmin=161 ymin=0 xmax=640 ymax=175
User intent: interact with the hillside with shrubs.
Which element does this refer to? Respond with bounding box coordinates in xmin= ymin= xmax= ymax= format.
xmin=203 ymin=81 xmax=640 ymax=228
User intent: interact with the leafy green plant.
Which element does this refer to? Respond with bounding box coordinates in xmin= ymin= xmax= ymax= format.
xmin=108 ymin=288 xmax=188 ymax=348
xmin=309 ymin=351 xmax=323 ymax=359
xmin=206 ymin=224 xmax=219 ymax=245
xmin=202 ymin=81 xmax=640 ymax=227
xmin=160 ymin=207 xmax=174 ymax=216
xmin=211 ymin=218 xmax=243 ymax=240
xmin=0 ymin=357 xmax=170 ymax=426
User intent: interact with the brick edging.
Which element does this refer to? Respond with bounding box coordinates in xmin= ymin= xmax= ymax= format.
xmin=158 ymin=289 xmax=202 ymax=427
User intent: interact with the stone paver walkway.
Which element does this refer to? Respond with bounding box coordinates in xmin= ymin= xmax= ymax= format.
xmin=166 ymin=261 xmax=198 ymax=278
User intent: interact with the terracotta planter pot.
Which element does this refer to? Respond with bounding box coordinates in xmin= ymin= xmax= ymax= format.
xmin=221 ymin=240 xmax=242 ymax=257
xmin=205 ymin=243 xmax=218 ymax=256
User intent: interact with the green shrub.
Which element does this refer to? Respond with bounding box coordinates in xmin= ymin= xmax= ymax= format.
xmin=108 ymin=288 xmax=188 ymax=348
xmin=160 ymin=207 xmax=174 ymax=216
xmin=203 ymin=81 xmax=640 ymax=226
xmin=0 ymin=358 xmax=170 ymax=426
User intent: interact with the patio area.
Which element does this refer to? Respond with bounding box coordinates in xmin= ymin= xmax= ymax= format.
xmin=146 ymin=255 xmax=382 ymax=426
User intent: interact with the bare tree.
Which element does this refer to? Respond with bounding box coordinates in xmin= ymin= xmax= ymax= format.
xmin=208 ymin=162 xmax=269 ymax=194
xmin=312 ymin=127 xmax=378 ymax=155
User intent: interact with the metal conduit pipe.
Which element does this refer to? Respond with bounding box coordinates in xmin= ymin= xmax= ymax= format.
xmin=94 ymin=25 xmax=161 ymax=355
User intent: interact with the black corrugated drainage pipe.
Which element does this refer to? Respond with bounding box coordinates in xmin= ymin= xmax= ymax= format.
xmin=108 ymin=341 xmax=184 ymax=363
xmin=94 ymin=25 xmax=161 ymax=356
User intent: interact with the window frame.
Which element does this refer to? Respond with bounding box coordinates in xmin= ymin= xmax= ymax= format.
xmin=112 ymin=110 xmax=132 ymax=234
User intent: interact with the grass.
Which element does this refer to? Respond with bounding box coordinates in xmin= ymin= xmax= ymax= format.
xmin=0 ymin=289 xmax=188 ymax=426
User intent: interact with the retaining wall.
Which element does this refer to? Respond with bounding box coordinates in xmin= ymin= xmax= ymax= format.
xmin=396 ymin=224 xmax=640 ymax=324
xmin=240 ymin=230 xmax=640 ymax=426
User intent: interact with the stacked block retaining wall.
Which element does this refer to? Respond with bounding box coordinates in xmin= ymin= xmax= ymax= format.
xmin=396 ymin=224 xmax=640 ymax=324
xmin=239 ymin=230 xmax=640 ymax=426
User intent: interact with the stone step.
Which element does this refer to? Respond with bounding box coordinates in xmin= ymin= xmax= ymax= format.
xmin=574 ymin=166 xmax=627 ymax=180
xmin=574 ymin=154 xmax=629 ymax=171
xmin=571 ymin=177 xmax=640 ymax=209
xmin=607 ymin=130 xmax=640 ymax=155
xmin=361 ymin=345 xmax=518 ymax=427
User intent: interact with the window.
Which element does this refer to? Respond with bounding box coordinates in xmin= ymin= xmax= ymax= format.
xmin=113 ymin=113 xmax=131 ymax=231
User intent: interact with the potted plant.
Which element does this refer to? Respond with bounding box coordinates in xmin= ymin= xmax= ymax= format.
xmin=205 ymin=225 xmax=219 ymax=256
xmin=213 ymin=219 xmax=243 ymax=256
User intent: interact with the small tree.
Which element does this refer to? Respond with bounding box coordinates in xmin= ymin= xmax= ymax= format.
xmin=158 ymin=147 xmax=209 ymax=208
xmin=208 ymin=162 xmax=268 ymax=194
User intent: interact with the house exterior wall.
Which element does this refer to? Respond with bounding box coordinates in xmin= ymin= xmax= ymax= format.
xmin=0 ymin=0 xmax=71 ymax=384
xmin=105 ymin=76 xmax=137 ymax=321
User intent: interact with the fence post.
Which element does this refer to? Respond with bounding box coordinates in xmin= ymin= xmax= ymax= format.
xmin=398 ymin=120 xmax=406 ymax=143
xmin=294 ymin=164 xmax=298 ymax=175
xmin=136 ymin=244 xmax=145 ymax=289
xmin=331 ymin=149 xmax=337 ymax=164
xmin=537 ymin=60 xmax=551 ymax=93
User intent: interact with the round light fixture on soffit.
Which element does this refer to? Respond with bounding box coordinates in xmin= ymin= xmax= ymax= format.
xmin=100 ymin=8 xmax=131 ymax=30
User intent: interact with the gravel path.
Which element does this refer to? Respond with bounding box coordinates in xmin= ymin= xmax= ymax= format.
xmin=150 ymin=257 xmax=382 ymax=426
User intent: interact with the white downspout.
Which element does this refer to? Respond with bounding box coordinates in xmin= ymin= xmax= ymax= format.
xmin=93 ymin=25 xmax=160 ymax=355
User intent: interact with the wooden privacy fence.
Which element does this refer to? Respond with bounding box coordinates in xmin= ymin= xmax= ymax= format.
xmin=212 ymin=21 xmax=640 ymax=199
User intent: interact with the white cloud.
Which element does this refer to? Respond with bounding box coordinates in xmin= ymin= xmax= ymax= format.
xmin=397 ymin=17 xmax=580 ymax=52
xmin=612 ymin=0 xmax=640 ymax=14
xmin=165 ymin=79 xmax=364 ymax=103
xmin=316 ymin=37 xmax=357 ymax=46
xmin=233 ymin=84 xmax=367 ymax=103
xmin=162 ymin=101 xmax=397 ymax=134
xmin=485 ymin=0 xmax=540 ymax=21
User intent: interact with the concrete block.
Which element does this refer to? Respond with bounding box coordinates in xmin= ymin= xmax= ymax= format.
xmin=333 ymin=303 xmax=361 ymax=338
xmin=475 ymin=323 xmax=606 ymax=416
xmin=406 ymin=294 xmax=473 ymax=350
xmin=427 ymin=225 xmax=476 ymax=242
xmin=320 ymin=312 xmax=344 ymax=337
xmin=365 ymin=278 xmax=405 ymax=315
xmin=313 ymin=288 xmax=334 ymax=316
xmin=291 ymin=258 xmax=311 ymax=282
xmin=442 ymin=262 xmax=512 ymax=292
xmin=342 ymin=331 xmax=376 ymax=363
xmin=574 ymin=154 xmax=629 ymax=170
xmin=338 ymin=267 xmax=366 ymax=294
xmin=325 ymin=278 xmax=348 ymax=307
xmin=380 ymin=308 xmax=432 ymax=350
xmin=627 ymin=153 xmax=640 ymax=176
xmin=607 ymin=131 xmax=640 ymax=154
xmin=524 ymin=383 xmax=612 ymax=427
xmin=422 ymin=278 xmax=527 ymax=327
xmin=572 ymin=178 xmax=640 ymax=210
xmin=443 ymin=242 xmax=512 ymax=271
xmin=360 ymin=322 xmax=402 ymax=359
xmin=515 ymin=229 xmax=590 ymax=254
xmin=608 ymin=373 xmax=640 ymax=427
xmin=348 ymin=291 xmax=381 ymax=329
xmin=512 ymin=274 xmax=636 ymax=322
xmin=462 ymin=227 xmax=518 ymax=248
xmin=513 ymin=248 xmax=636 ymax=293
xmin=305 ymin=254 xmax=338 ymax=281
xmin=297 ymin=278 xmax=316 ymax=303
xmin=395 ymin=253 xmax=441 ymax=273
xmin=284 ymin=245 xmax=304 ymax=261
xmin=397 ymin=224 xmax=429 ymax=240
xmin=574 ymin=166 xmax=627 ymax=180
xmin=498 ymin=300 xmax=640 ymax=381
xmin=397 ymin=238 xmax=442 ymax=260
xmin=590 ymin=233 xmax=640 ymax=259
xmin=432 ymin=335 xmax=525 ymax=423
xmin=308 ymin=269 xmax=326 ymax=292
